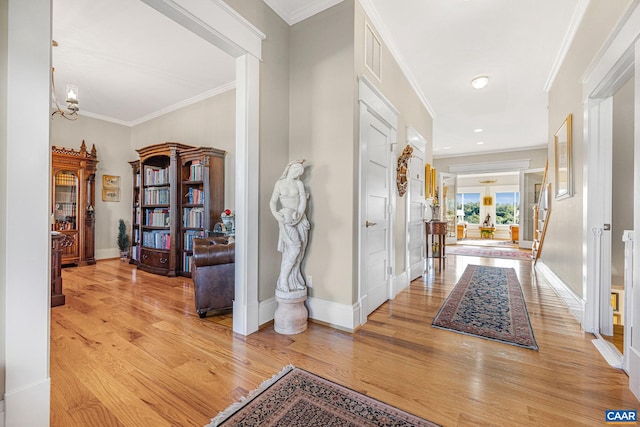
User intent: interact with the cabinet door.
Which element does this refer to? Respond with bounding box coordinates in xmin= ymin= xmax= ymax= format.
xmin=53 ymin=170 xmax=80 ymax=264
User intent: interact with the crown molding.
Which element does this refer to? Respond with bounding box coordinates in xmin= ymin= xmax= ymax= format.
xmin=544 ymin=0 xmax=590 ymax=92
xmin=78 ymin=81 xmax=236 ymax=127
xmin=263 ymin=0 xmax=343 ymax=26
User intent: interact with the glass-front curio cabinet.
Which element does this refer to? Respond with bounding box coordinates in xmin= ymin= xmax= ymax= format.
xmin=51 ymin=141 xmax=98 ymax=266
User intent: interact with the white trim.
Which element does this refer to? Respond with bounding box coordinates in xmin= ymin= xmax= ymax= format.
xmin=592 ymin=338 xmax=624 ymax=368
xmin=233 ymin=54 xmax=261 ymax=336
xmin=448 ymin=159 xmax=531 ymax=175
xmin=263 ymin=0 xmax=343 ymax=26
xmin=258 ymin=297 xmax=277 ymax=325
xmin=536 ymin=261 xmax=586 ymax=324
xmin=544 ymin=0 xmax=590 ymax=92
xmin=358 ymin=0 xmax=435 ymax=119
xmin=306 ymin=296 xmax=362 ymax=332
xmin=0 ymin=400 xmax=4 ymax=427
xmin=95 ymin=248 xmax=120 ymax=260
xmin=434 ymin=144 xmax=547 ymax=160
xmin=127 ymin=82 xmax=236 ymax=127
xmin=141 ymin=0 xmax=265 ymax=59
xmin=581 ymin=0 xmax=640 ymax=99
xmin=392 ymin=271 xmax=410 ymax=299
xmin=358 ymin=75 xmax=398 ymax=127
xmin=4 ymin=379 xmax=50 ymax=427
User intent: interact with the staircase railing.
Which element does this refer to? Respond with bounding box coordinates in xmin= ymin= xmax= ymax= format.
xmin=533 ymin=161 xmax=550 ymax=263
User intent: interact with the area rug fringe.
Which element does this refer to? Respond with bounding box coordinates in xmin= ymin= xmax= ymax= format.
xmin=206 ymin=364 xmax=295 ymax=427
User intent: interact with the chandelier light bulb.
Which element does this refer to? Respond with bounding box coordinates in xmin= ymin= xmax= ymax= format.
xmin=471 ymin=75 xmax=489 ymax=89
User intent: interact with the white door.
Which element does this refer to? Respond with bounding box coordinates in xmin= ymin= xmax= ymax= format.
xmin=358 ymin=77 xmax=397 ymax=320
xmin=407 ymin=128 xmax=426 ymax=281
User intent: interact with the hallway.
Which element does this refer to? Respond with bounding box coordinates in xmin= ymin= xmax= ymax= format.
xmin=50 ymin=255 xmax=636 ymax=426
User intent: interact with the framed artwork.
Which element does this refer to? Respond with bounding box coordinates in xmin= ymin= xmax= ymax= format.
xmin=425 ymin=164 xmax=432 ymax=198
xmin=103 ymin=174 xmax=120 ymax=189
xmin=554 ymin=114 xmax=573 ymax=199
xmin=483 ymin=196 xmax=493 ymax=206
xmin=102 ymin=188 xmax=120 ymax=202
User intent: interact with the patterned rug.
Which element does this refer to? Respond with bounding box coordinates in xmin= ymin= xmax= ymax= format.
xmin=207 ymin=366 xmax=439 ymax=426
xmin=432 ymin=265 xmax=538 ymax=350
xmin=447 ymin=244 xmax=533 ymax=261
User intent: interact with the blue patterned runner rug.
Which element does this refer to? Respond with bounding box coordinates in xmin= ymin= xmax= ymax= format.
xmin=432 ymin=264 xmax=538 ymax=350
xmin=207 ymin=365 xmax=440 ymax=426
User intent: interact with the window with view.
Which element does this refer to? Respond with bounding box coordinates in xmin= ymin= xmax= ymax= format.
xmin=495 ymin=192 xmax=520 ymax=224
xmin=456 ymin=193 xmax=480 ymax=224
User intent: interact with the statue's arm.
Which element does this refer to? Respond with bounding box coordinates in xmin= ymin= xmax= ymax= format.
xmin=270 ymin=184 xmax=283 ymax=221
xmin=296 ymin=181 xmax=307 ymax=216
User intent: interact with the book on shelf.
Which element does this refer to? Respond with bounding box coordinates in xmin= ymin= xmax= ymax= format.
xmin=144 ymin=187 xmax=170 ymax=205
xmin=183 ymin=253 xmax=193 ymax=273
xmin=142 ymin=229 xmax=171 ymax=250
xmin=185 ymin=187 xmax=205 ymax=204
xmin=144 ymin=165 xmax=169 ymax=186
xmin=145 ymin=208 xmax=170 ymax=227
xmin=183 ymin=229 xmax=204 ymax=251
xmin=183 ymin=207 xmax=205 ymax=228
xmin=189 ymin=161 xmax=203 ymax=181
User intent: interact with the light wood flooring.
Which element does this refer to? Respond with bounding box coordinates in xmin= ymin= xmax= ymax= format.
xmin=51 ymin=255 xmax=639 ymax=426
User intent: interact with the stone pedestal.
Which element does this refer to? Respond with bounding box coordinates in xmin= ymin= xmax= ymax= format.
xmin=274 ymin=289 xmax=308 ymax=335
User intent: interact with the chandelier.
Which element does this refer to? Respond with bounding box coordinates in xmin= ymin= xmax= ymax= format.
xmin=51 ymin=40 xmax=79 ymax=120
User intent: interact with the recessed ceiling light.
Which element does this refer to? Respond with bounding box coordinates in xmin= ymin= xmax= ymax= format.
xmin=442 ymin=146 xmax=451 ymax=150
xmin=474 ymin=128 xmax=483 ymax=133
xmin=477 ymin=141 xmax=484 ymax=145
xmin=471 ymin=75 xmax=489 ymax=89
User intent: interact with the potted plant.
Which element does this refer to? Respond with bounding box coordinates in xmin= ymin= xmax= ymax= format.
xmin=117 ymin=219 xmax=130 ymax=261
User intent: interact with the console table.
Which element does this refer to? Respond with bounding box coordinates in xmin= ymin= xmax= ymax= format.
xmin=479 ymin=227 xmax=495 ymax=239
xmin=426 ymin=220 xmax=447 ymax=272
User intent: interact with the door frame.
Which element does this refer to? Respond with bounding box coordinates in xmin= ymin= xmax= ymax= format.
xmin=582 ymin=2 xmax=640 ymax=397
xmin=519 ymin=167 xmax=545 ymax=249
xmin=141 ymin=0 xmax=265 ymax=336
xmin=406 ymin=126 xmax=427 ymax=282
xmin=357 ymin=76 xmax=398 ymax=325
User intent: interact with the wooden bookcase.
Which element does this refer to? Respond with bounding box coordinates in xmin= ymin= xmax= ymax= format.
xmin=132 ymin=142 xmax=225 ymax=277
xmin=129 ymin=160 xmax=141 ymax=264
xmin=51 ymin=141 xmax=98 ymax=266
xmin=179 ymin=146 xmax=225 ymax=276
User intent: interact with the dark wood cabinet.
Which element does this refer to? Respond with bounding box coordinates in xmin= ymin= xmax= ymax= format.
xmin=51 ymin=141 xmax=98 ymax=266
xmin=51 ymin=232 xmax=65 ymax=307
xmin=132 ymin=142 xmax=225 ymax=277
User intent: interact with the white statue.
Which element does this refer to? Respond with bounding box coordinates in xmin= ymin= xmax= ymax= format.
xmin=270 ymin=160 xmax=310 ymax=292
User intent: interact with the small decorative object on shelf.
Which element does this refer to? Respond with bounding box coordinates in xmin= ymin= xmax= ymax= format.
xmin=221 ymin=209 xmax=235 ymax=234
xmin=117 ymin=219 xmax=130 ymax=261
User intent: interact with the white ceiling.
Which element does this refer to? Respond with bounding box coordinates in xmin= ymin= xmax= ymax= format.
xmin=52 ymin=0 xmax=585 ymax=157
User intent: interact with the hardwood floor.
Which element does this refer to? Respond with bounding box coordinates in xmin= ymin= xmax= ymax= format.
xmin=51 ymin=255 xmax=638 ymax=426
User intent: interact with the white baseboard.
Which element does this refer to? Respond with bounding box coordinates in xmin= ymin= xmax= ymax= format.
xmin=535 ymin=261 xmax=585 ymax=323
xmin=592 ymin=338 xmax=623 ymax=369
xmin=392 ymin=270 xmax=409 ymax=298
xmin=4 ymin=379 xmax=49 ymax=427
xmin=258 ymin=295 xmax=362 ymax=332
xmin=0 ymin=399 xmax=4 ymax=427
xmin=95 ymin=248 xmax=120 ymax=260
xmin=259 ymin=297 xmax=277 ymax=326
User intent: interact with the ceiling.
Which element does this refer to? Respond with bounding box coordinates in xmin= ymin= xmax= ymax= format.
xmin=52 ymin=0 xmax=584 ymax=157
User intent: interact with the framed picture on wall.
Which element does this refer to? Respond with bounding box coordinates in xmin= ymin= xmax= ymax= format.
xmin=554 ymin=114 xmax=573 ymax=199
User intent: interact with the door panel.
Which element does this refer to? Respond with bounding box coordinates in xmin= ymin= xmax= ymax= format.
xmin=408 ymin=137 xmax=426 ymax=280
xmin=362 ymin=109 xmax=392 ymax=317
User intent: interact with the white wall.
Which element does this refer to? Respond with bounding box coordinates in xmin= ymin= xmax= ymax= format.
xmin=3 ymin=0 xmax=51 ymax=424
xmin=0 ymin=0 xmax=7 ymax=409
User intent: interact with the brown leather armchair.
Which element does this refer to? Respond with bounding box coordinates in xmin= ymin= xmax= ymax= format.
xmin=191 ymin=237 xmax=235 ymax=318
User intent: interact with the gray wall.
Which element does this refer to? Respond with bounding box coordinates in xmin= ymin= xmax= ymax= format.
xmin=546 ymin=0 xmax=632 ymax=298
xmin=288 ymin=0 xmax=356 ymax=305
xmin=225 ymin=0 xmax=291 ymax=303
xmin=355 ymin=0 xmax=433 ymax=286
xmin=612 ymin=77 xmax=634 ymax=285
xmin=51 ymin=116 xmax=135 ymax=259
